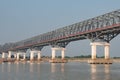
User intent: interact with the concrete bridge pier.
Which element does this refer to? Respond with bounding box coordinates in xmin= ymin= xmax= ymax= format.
xmin=50 ymin=47 xmax=67 ymax=63
xmin=15 ymin=52 xmax=26 ymax=62
xmin=90 ymin=42 xmax=110 ymax=60
xmin=89 ymin=42 xmax=111 ymax=64
xmin=2 ymin=52 xmax=6 ymax=60
xmin=23 ymin=53 xmax=26 ymax=61
xmin=61 ymin=48 xmax=65 ymax=60
xmin=51 ymin=48 xmax=56 ymax=60
xmin=16 ymin=52 xmax=20 ymax=61
xmin=7 ymin=51 xmax=17 ymax=62
xmin=51 ymin=47 xmax=65 ymax=60
xmin=16 ymin=52 xmax=26 ymax=61
xmin=7 ymin=51 xmax=12 ymax=60
xmin=91 ymin=44 xmax=96 ymax=60
xmin=37 ymin=51 xmax=41 ymax=61
xmin=104 ymin=44 xmax=110 ymax=60
xmin=30 ymin=51 xmax=34 ymax=62
xmin=30 ymin=50 xmax=42 ymax=62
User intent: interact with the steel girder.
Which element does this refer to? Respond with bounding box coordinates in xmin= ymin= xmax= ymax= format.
xmin=8 ymin=9 xmax=120 ymax=51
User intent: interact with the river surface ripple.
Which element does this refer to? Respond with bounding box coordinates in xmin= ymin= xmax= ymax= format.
xmin=0 ymin=62 xmax=120 ymax=80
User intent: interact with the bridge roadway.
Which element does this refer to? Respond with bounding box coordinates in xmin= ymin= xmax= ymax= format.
xmin=1 ymin=9 xmax=120 ymax=63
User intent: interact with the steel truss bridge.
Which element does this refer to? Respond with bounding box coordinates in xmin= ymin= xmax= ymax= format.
xmin=5 ymin=9 xmax=120 ymax=51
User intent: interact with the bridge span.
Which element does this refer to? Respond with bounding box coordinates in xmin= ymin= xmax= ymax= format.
xmin=1 ymin=9 xmax=120 ymax=63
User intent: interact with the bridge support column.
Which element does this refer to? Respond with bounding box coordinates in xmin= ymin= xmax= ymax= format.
xmin=30 ymin=51 xmax=34 ymax=61
xmin=23 ymin=53 xmax=26 ymax=61
xmin=51 ymin=47 xmax=66 ymax=60
xmin=8 ymin=51 xmax=12 ymax=60
xmin=2 ymin=52 xmax=5 ymax=59
xmin=104 ymin=43 xmax=110 ymax=60
xmin=91 ymin=43 xmax=96 ymax=60
xmin=50 ymin=47 xmax=67 ymax=63
xmin=16 ymin=53 xmax=20 ymax=61
xmin=51 ymin=48 xmax=56 ymax=60
xmin=61 ymin=48 xmax=65 ymax=60
xmin=37 ymin=51 xmax=41 ymax=61
xmin=90 ymin=42 xmax=110 ymax=60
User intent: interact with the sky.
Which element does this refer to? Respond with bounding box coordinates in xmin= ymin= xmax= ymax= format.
xmin=0 ymin=0 xmax=120 ymax=57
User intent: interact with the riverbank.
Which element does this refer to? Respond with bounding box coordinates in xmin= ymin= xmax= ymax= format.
xmin=68 ymin=58 xmax=120 ymax=63
xmin=0 ymin=58 xmax=120 ymax=63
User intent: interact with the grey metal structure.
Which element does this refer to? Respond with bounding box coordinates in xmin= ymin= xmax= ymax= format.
xmin=6 ymin=9 xmax=120 ymax=51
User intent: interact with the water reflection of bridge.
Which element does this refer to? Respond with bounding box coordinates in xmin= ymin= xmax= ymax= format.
xmin=91 ymin=64 xmax=110 ymax=80
xmin=51 ymin=63 xmax=65 ymax=73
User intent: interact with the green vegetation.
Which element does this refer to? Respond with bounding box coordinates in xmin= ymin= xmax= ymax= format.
xmin=113 ymin=57 xmax=120 ymax=59
xmin=74 ymin=55 xmax=91 ymax=58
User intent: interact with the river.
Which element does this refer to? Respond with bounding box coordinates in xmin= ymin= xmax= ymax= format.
xmin=0 ymin=62 xmax=120 ymax=80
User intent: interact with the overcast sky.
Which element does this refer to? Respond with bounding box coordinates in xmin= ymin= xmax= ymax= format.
xmin=0 ymin=0 xmax=120 ymax=57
